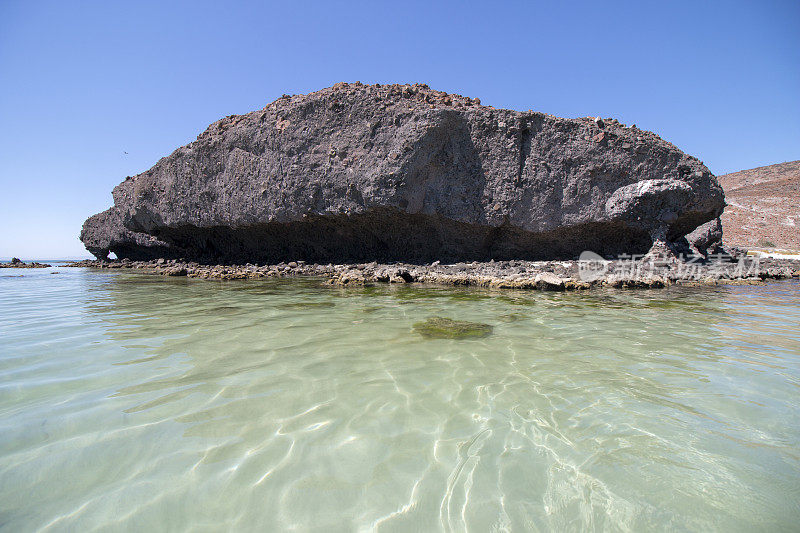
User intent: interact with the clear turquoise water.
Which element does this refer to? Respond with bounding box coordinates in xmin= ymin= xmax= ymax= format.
xmin=1 ymin=266 xmax=799 ymax=531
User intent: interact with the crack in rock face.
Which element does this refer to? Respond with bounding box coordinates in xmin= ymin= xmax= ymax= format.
xmin=80 ymin=82 xmax=725 ymax=263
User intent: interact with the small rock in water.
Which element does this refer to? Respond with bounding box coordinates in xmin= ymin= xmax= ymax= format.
xmin=534 ymin=271 xmax=565 ymax=291
xmin=413 ymin=317 xmax=493 ymax=339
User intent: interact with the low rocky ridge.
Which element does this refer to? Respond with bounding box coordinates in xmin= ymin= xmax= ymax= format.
xmin=64 ymin=256 xmax=800 ymax=290
xmin=717 ymin=160 xmax=799 ymax=250
xmin=0 ymin=258 xmax=51 ymax=268
xmin=82 ymin=82 xmax=725 ymax=264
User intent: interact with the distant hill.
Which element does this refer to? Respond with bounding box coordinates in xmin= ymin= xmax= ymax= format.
xmin=718 ymin=160 xmax=799 ymax=250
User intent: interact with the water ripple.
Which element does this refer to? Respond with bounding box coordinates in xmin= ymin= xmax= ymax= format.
xmin=0 ymin=269 xmax=799 ymax=530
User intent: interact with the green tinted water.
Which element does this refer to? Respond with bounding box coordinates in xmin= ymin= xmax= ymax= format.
xmin=1 ymin=267 xmax=799 ymax=531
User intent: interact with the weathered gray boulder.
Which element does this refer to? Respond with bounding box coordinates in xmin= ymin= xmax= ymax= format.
xmin=83 ymin=82 xmax=725 ymax=263
xmin=80 ymin=207 xmax=179 ymax=260
xmin=686 ymin=217 xmax=725 ymax=258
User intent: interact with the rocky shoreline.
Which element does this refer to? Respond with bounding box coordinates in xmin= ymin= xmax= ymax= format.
xmin=63 ymin=256 xmax=800 ymax=290
xmin=0 ymin=258 xmax=51 ymax=269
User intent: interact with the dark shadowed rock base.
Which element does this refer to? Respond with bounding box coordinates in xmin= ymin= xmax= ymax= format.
xmin=151 ymin=209 xmax=653 ymax=264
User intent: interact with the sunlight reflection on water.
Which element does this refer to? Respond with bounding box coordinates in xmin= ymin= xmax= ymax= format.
xmin=1 ymin=267 xmax=799 ymax=531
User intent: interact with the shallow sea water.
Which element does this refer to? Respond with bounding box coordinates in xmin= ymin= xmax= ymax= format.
xmin=1 ymin=266 xmax=799 ymax=531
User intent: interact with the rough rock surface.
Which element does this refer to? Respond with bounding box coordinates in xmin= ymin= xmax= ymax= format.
xmin=82 ymin=82 xmax=725 ymax=263
xmin=0 ymin=258 xmax=51 ymax=268
xmin=63 ymin=257 xmax=800 ymax=290
xmin=717 ymin=160 xmax=799 ymax=250
xmin=686 ymin=217 xmax=724 ymax=257
xmin=80 ymin=207 xmax=180 ymax=261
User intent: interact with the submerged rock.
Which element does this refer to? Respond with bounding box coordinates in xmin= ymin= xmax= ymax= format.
xmin=413 ymin=317 xmax=493 ymax=339
xmin=278 ymin=301 xmax=336 ymax=310
xmin=81 ymin=83 xmax=725 ymax=263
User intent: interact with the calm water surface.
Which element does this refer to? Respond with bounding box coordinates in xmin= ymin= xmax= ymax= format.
xmin=1 ymin=266 xmax=799 ymax=531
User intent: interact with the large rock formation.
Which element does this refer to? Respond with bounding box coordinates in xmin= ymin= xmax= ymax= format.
xmin=80 ymin=207 xmax=180 ymax=261
xmin=81 ymin=82 xmax=725 ymax=263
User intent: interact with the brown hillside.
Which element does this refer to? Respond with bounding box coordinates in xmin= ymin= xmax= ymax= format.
xmin=717 ymin=160 xmax=799 ymax=250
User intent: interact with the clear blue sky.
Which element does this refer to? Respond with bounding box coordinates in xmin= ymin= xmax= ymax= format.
xmin=1 ymin=0 xmax=798 ymax=259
